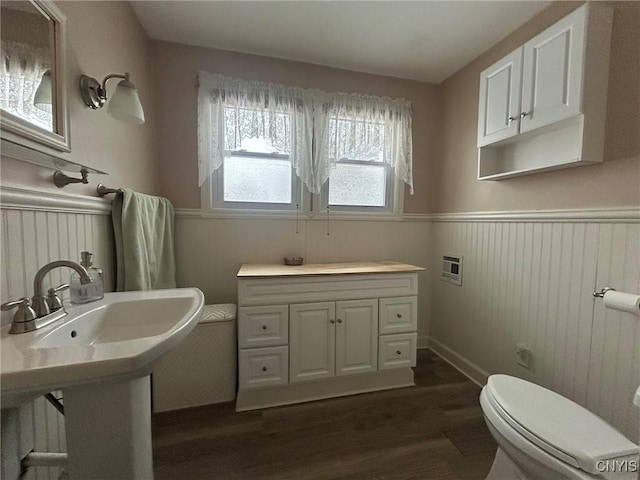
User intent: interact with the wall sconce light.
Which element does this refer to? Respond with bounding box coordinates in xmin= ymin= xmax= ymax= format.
xmin=34 ymin=70 xmax=52 ymax=111
xmin=79 ymin=72 xmax=145 ymax=124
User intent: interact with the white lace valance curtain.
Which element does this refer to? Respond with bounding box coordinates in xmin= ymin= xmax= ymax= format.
xmin=197 ymin=71 xmax=413 ymax=194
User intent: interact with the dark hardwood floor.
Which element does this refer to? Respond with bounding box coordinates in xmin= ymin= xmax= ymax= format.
xmin=152 ymin=349 xmax=497 ymax=480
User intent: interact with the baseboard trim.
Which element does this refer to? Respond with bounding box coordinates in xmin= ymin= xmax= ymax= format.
xmin=425 ymin=337 xmax=489 ymax=388
xmin=0 ymin=186 xmax=111 ymax=214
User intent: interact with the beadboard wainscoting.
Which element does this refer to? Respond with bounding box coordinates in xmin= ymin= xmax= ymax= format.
xmin=174 ymin=212 xmax=433 ymax=337
xmin=428 ymin=209 xmax=640 ymax=442
xmin=0 ymin=187 xmax=114 ymax=480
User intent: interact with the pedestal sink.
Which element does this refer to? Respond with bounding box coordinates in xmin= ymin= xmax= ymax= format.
xmin=1 ymin=288 xmax=204 ymax=479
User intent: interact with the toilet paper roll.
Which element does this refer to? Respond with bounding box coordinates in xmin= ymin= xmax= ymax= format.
xmin=602 ymin=290 xmax=640 ymax=315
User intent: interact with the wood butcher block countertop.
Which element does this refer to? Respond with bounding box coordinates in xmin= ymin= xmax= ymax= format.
xmin=237 ymin=261 xmax=425 ymax=278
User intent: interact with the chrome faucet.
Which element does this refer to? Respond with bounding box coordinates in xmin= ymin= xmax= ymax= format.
xmin=2 ymin=260 xmax=94 ymax=334
xmin=32 ymin=260 xmax=93 ymax=317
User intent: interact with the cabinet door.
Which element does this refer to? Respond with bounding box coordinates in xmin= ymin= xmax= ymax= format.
xmin=477 ymin=48 xmax=522 ymax=147
xmin=520 ymin=6 xmax=585 ymax=133
xmin=335 ymin=299 xmax=378 ymax=376
xmin=290 ymin=302 xmax=335 ymax=383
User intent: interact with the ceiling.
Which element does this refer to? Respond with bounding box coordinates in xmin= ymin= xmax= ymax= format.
xmin=131 ymin=1 xmax=551 ymax=84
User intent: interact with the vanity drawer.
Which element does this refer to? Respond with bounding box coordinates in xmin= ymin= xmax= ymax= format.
xmin=238 ymin=305 xmax=289 ymax=348
xmin=239 ymin=346 xmax=289 ymax=390
xmin=379 ymin=296 xmax=417 ymax=334
xmin=378 ymin=333 xmax=417 ymax=370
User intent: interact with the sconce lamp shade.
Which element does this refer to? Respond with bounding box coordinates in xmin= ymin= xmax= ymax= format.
xmin=107 ymin=78 xmax=145 ymax=125
xmin=34 ymin=70 xmax=53 ymax=111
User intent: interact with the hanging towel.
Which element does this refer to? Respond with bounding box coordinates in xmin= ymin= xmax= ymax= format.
xmin=112 ymin=189 xmax=177 ymax=291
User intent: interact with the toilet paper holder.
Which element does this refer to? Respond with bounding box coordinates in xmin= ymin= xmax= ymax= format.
xmin=593 ymin=286 xmax=616 ymax=298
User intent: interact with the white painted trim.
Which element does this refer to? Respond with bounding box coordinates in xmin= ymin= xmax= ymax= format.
xmin=428 ymin=207 xmax=640 ymax=223
xmin=175 ymin=207 xmax=639 ymax=223
xmin=426 ymin=336 xmax=489 ymax=387
xmin=0 ymin=186 xmax=111 ymax=214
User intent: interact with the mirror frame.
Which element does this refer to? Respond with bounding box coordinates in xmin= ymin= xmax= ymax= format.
xmin=0 ymin=0 xmax=70 ymax=152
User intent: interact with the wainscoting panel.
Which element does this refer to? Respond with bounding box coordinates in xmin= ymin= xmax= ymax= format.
xmin=1 ymin=205 xmax=113 ymax=480
xmin=429 ymin=217 xmax=640 ymax=442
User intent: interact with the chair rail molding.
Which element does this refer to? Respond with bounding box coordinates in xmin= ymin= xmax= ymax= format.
xmin=0 ymin=186 xmax=111 ymax=215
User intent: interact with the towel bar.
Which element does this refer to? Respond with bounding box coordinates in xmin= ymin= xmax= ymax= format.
xmin=97 ymin=183 xmax=122 ymax=197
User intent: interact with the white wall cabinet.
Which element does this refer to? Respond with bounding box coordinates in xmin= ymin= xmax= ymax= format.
xmin=236 ymin=262 xmax=424 ymax=411
xmin=477 ymin=4 xmax=612 ymax=180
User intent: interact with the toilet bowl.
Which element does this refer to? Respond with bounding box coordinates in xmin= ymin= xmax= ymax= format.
xmin=480 ymin=375 xmax=639 ymax=480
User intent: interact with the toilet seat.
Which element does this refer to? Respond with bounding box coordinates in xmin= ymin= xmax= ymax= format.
xmin=485 ymin=375 xmax=639 ymax=475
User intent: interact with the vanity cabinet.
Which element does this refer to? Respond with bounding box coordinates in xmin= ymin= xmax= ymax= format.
xmin=236 ymin=262 xmax=424 ymax=411
xmin=477 ymin=4 xmax=612 ymax=180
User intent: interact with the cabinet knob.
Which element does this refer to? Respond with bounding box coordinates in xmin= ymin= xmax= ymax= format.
xmin=520 ymin=112 xmax=528 ymax=118
xmin=330 ymin=319 xmax=335 ymax=324
xmin=261 ymin=325 xmax=267 ymax=330
xmin=396 ymin=313 xmax=403 ymax=318
xmin=508 ymin=116 xmax=517 ymax=123
xmin=262 ymin=366 xmax=267 ymax=372
xmin=337 ymin=318 xmax=343 ymax=323
xmin=396 ymin=350 xmax=402 ymax=355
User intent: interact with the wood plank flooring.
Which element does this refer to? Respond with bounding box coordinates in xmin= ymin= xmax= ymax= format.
xmin=152 ymin=349 xmax=497 ymax=480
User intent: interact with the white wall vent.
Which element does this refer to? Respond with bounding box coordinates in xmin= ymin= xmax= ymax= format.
xmin=441 ymin=254 xmax=462 ymax=286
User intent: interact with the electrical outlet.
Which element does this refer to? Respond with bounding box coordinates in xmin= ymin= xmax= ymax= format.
xmin=516 ymin=343 xmax=531 ymax=369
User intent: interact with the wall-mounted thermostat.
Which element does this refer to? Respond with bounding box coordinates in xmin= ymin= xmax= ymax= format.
xmin=441 ymin=254 xmax=462 ymax=286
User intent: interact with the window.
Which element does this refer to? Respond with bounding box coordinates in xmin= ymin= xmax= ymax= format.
xmin=198 ymin=72 xmax=413 ymax=217
xmin=322 ymin=113 xmax=394 ymax=213
xmin=211 ymin=107 xmax=300 ymax=210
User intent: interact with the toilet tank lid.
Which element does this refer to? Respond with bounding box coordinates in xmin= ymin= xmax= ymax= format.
xmin=486 ymin=375 xmax=639 ymax=474
xmin=200 ymin=304 xmax=237 ymax=323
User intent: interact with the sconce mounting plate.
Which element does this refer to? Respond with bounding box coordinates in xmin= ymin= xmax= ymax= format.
xmin=79 ymin=75 xmax=105 ymax=110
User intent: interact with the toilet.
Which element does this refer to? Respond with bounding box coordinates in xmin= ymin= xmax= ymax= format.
xmin=480 ymin=375 xmax=639 ymax=480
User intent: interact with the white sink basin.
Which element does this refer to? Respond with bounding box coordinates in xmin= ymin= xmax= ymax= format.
xmin=1 ymin=288 xmax=204 ymax=408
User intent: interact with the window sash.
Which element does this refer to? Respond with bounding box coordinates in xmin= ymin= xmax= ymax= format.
xmin=320 ymin=159 xmax=395 ymax=214
xmin=212 ymin=151 xmax=301 ymax=211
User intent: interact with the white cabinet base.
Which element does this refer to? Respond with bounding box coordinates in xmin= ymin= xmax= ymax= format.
xmin=235 ymin=367 xmax=415 ymax=412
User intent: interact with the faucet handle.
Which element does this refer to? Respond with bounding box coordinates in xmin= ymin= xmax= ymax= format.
xmin=1 ymin=297 xmax=37 ymax=322
xmin=47 ymin=283 xmax=69 ymax=312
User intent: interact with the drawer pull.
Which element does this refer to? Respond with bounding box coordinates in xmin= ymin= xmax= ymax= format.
xmin=262 ymin=366 xmax=267 ymax=372
xmin=261 ymin=325 xmax=267 ymax=330
xmin=396 ymin=350 xmax=402 ymax=355
xmin=396 ymin=313 xmax=403 ymax=318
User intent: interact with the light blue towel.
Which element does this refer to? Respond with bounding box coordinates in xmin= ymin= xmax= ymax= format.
xmin=112 ymin=189 xmax=177 ymax=291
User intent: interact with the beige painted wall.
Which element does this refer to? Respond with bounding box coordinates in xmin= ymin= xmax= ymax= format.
xmin=1 ymin=1 xmax=159 ymax=196
xmin=434 ymin=1 xmax=640 ymax=213
xmin=151 ymin=42 xmax=440 ymax=213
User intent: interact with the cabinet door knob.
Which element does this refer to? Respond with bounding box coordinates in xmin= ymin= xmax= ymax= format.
xmin=520 ymin=112 xmax=528 ymax=118
xmin=396 ymin=313 xmax=403 ymax=318
xmin=330 ymin=319 xmax=335 ymax=324
xmin=396 ymin=350 xmax=402 ymax=355
xmin=261 ymin=325 xmax=267 ymax=330
xmin=262 ymin=366 xmax=267 ymax=372
xmin=508 ymin=116 xmax=517 ymax=122
xmin=337 ymin=318 xmax=343 ymax=323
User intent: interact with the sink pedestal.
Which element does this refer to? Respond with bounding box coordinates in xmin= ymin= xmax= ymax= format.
xmin=64 ymin=375 xmax=153 ymax=480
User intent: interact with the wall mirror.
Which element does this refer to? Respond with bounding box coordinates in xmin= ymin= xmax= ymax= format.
xmin=0 ymin=0 xmax=70 ymax=152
